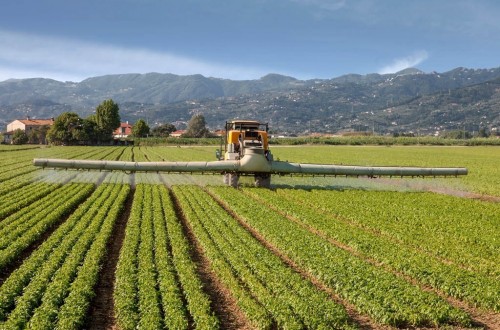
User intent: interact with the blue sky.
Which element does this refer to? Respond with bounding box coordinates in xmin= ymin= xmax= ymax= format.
xmin=1 ymin=0 xmax=499 ymax=82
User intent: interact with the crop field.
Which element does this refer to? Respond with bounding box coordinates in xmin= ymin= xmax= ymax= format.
xmin=0 ymin=145 xmax=498 ymax=329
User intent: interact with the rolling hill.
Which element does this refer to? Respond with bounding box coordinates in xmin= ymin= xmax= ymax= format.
xmin=1 ymin=67 xmax=499 ymax=135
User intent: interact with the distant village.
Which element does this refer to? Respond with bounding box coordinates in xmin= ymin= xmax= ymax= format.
xmin=1 ymin=117 xmax=221 ymax=145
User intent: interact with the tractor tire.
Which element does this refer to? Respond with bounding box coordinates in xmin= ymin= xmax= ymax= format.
xmin=254 ymin=174 xmax=271 ymax=188
xmin=229 ymin=173 xmax=239 ymax=187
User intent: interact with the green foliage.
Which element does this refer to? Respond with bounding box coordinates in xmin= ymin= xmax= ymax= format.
xmin=94 ymin=99 xmax=121 ymax=141
xmin=46 ymin=112 xmax=83 ymax=145
xmin=27 ymin=125 xmax=50 ymax=144
xmin=247 ymin=188 xmax=500 ymax=311
xmin=114 ymin=184 xmax=216 ymax=329
xmin=0 ymin=183 xmax=94 ymax=269
xmin=0 ymin=183 xmax=128 ymax=329
xmin=12 ymin=129 xmax=28 ymax=145
xmin=151 ymin=122 xmax=176 ymax=137
xmin=182 ymin=114 xmax=213 ymax=138
xmin=174 ymin=185 xmax=355 ymax=329
xmin=46 ymin=101 xmax=122 ymax=144
xmin=209 ymin=186 xmax=472 ymax=327
xmin=131 ymin=119 xmax=150 ymax=137
xmin=440 ymin=130 xmax=472 ymax=139
xmin=0 ymin=145 xmax=499 ymax=329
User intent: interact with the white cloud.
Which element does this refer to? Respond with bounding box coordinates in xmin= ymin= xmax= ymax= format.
xmin=0 ymin=30 xmax=270 ymax=82
xmin=378 ymin=50 xmax=429 ymax=74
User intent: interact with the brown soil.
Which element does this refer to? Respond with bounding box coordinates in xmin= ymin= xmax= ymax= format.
xmin=169 ymin=189 xmax=252 ymax=330
xmin=86 ymin=187 xmax=134 ymax=330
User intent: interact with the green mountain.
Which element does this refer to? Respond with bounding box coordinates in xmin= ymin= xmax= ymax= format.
xmin=1 ymin=67 xmax=500 ymax=135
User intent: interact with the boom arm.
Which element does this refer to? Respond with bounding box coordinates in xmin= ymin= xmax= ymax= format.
xmin=33 ymin=157 xmax=467 ymax=177
xmin=270 ymin=161 xmax=468 ymax=177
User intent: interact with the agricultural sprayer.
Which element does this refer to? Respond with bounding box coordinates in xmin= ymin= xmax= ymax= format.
xmin=34 ymin=120 xmax=467 ymax=188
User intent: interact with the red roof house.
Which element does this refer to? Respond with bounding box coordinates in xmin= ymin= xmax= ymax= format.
xmin=113 ymin=122 xmax=133 ymax=138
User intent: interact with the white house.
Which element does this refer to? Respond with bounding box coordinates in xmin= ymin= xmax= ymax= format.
xmin=3 ymin=118 xmax=54 ymax=143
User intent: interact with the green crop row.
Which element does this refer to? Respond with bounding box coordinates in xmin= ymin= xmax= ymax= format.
xmin=174 ymin=185 xmax=356 ymax=329
xmin=293 ymin=189 xmax=500 ymax=278
xmin=244 ymin=187 xmax=500 ymax=312
xmin=0 ymin=183 xmax=95 ymax=269
xmin=54 ymin=184 xmax=129 ymax=329
xmin=0 ymin=163 xmax=37 ymax=182
xmin=158 ymin=185 xmax=219 ymax=329
xmin=0 ymin=183 xmax=61 ymax=219
xmin=114 ymin=184 xmax=218 ymax=330
xmin=0 ymin=183 xmax=83 ymax=242
xmin=208 ymin=186 xmax=471 ymax=328
xmin=0 ymin=183 xmax=127 ymax=329
xmin=0 ymin=174 xmax=35 ymax=196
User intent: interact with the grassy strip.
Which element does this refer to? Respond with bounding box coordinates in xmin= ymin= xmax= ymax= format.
xmin=114 ymin=184 xmax=143 ymax=330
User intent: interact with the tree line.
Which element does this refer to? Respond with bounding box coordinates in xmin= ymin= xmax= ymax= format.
xmin=7 ymin=100 xmax=214 ymax=145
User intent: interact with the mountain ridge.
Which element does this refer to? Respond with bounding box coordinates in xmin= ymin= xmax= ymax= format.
xmin=1 ymin=67 xmax=500 ymax=135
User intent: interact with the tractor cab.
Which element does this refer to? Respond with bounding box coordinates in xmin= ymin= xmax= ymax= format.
xmin=223 ymin=120 xmax=270 ymax=160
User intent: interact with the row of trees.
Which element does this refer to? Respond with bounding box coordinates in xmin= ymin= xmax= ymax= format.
xmin=8 ymin=100 xmax=214 ymax=145
xmin=47 ymin=99 xmax=122 ymax=145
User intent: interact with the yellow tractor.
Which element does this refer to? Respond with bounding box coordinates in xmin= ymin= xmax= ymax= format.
xmin=34 ymin=119 xmax=467 ymax=188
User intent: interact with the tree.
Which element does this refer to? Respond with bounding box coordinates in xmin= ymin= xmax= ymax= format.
xmin=151 ymin=123 xmax=177 ymax=137
xmin=74 ymin=119 xmax=99 ymax=144
xmin=94 ymin=99 xmax=121 ymax=142
xmin=12 ymin=129 xmax=28 ymax=145
xmin=478 ymin=127 xmax=490 ymax=138
xmin=27 ymin=125 xmax=50 ymax=144
xmin=440 ymin=130 xmax=472 ymax=139
xmin=132 ymin=119 xmax=150 ymax=137
xmin=47 ymin=112 xmax=83 ymax=145
xmin=182 ymin=114 xmax=213 ymax=138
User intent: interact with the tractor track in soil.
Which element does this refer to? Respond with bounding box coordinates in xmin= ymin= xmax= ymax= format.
xmin=205 ymin=187 xmax=380 ymax=330
xmin=242 ymin=190 xmax=500 ymax=330
xmin=170 ymin=188 xmax=252 ymax=330
xmin=86 ymin=186 xmax=134 ymax=330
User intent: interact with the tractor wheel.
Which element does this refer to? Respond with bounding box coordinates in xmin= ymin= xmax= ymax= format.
xmin=229 ymin=173 xmax=239 ymax=187
xmin=254 ymin=174 xmax=271 ymax=188
xmin=224 ymin=173 xmax=239 ymax=187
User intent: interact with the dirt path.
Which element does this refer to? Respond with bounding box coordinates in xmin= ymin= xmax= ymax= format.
xmin=86 ymin=187 xmax=134 ymax=330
